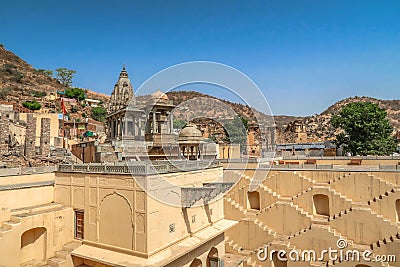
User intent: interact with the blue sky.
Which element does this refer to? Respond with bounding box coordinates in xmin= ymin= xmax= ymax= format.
xmin=1 ymin=0 xmax=399 ymax=116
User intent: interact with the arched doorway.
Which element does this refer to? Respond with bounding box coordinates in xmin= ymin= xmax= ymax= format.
xmin=313 ymin=194 xmax=330 ymax=216
xmin=207 ymin=247 xmax=219 ymax=267
xmin=99 ymin=193 xmax=134 ymax=250
xmin=190 ymin=258 xmax=202 ymax=267
xmin=20 ymin=227 xmax=47 ymax=264
xmin=396 ymin=199 xmax=400 ymax=221
xmin=248 ymin=191 xmax=260 ymax=210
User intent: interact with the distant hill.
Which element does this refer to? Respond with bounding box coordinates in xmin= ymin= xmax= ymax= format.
xmin=321 ymin=96 xmax=400 ymax=129
xmin=1 ymin=45 xmax=398 ymax=144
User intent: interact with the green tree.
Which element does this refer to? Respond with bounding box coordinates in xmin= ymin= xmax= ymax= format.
xmin=223 ymin=116 xmax=249 ymax=144
xmin=331 ymin=101 xmax=397 ymax=156
xmin=173 ymin=119 xmax=186 ymax=129
xmin=91 ymin=106 xmax=107 ymax=122
xmin=22 ymin=100 xmax=42 ymax=111
xmin=37 ymin=69 xmax=53 ymax=77
xmin=65 ymin=88 xmax=86 ymax=101
xmin=55 ymin=68 xmax=76 ymax=87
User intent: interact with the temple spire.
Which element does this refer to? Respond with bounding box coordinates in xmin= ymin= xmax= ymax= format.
xmin=108 ymin=65 xmax=135 ymax=113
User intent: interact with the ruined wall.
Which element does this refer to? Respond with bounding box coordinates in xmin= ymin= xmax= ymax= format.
xmin=0 ymin=113 xmax=9 ymax=154
xmin=40 ymin=117 xmax=51 ymax=156
xmin=25 ymin=114 xmax=37 ymax=158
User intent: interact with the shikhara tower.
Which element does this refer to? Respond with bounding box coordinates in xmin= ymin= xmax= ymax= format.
xmin=108 ymin=65 xmax=135 ymax=113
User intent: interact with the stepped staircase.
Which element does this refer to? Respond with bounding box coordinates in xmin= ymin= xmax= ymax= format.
xmin=0 ymin=202 xmax=80 ymax=267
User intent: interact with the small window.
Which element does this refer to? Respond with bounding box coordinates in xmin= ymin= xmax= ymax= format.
xmin=169 ymin=223 xmax=175 ymax=233
xmin=74 ymin=210 xmax=84 ymax=239
xmin=191 ymin=215 xmax=196 ymax=223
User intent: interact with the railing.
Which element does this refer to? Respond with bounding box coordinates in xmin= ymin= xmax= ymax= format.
xmin=254 ymin=163 xmax=400 ymax=171
xmin=57 ymin=160 xmax=221 ymax=175
xmin=0 ymin=166 xmax=57 ymax=177
xmin=282 ymin=155 xmax=400 ymax=160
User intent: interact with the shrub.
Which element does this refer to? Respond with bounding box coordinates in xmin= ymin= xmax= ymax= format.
xmin=0 ymin=87 xmax=11 ymax=99
xmin=31 ymin=91 xmax=47 ymax=97
xmin=22 ymin=101 xmax=42 ymax=111
xmin=37 ymin=69 xmax=53 ymax=77
xmin=71 ymin=106 xmax=78 ymax=113
xmin=12 ymin=71 xmax=23 ymax=82
xmin=91 ymin=106 xmax=107 ymax=122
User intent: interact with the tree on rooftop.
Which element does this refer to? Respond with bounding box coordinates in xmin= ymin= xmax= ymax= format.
xmin=330 ymin=101 xmax=397 ymax=156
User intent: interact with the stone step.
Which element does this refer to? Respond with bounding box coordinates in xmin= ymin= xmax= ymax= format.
xmin=55 ymin=250 xmax=69 ymax=259
xmin=47 ymin=257 xmax=65 ymax=267
xmin=11 ymin=202 xmax=64 ymax=217
xmin=62 ymin=240 xmax=82 ymax=252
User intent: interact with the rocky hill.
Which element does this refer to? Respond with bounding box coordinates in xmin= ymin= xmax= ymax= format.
xmin=0 ymin=45 xmax=62 ymax=100
xmin=0 ymin=45 xmax=109 ymax=120
xmin=278 ymin=96 xmax=400 ymax=143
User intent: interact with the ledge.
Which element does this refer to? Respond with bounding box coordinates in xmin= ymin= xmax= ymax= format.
xmin=71 ymin=219 xmax=237 ymax=267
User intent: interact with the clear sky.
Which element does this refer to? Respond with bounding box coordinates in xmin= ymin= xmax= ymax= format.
xmin=1 ymin=0 xmax=399 ymax=116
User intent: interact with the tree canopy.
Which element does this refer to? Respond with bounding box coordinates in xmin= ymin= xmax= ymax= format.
xmin=223 ymin=116 xmax=249 ymax=144
xmin=173 ymin=119 xmax=186 ymax=129
xmin=37 ymin=69 xmax=53 ymax=77
xmin=331 ymin=101 xmax=397 ymax=156
xmin=65 ymin=88 xmax=86 ymax=101
xmin=55 ymin=68 xmax=76 ymax=87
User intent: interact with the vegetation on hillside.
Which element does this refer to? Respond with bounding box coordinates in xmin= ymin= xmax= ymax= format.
xmin=22 ymin=100 xmax=41 ymax=111
xmin=91 ymin=106 xmax=107 ymax=122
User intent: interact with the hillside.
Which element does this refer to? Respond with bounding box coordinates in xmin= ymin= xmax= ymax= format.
xmin=0 ymin=45 xmax=109 ymax=120
xmin=278 ymin=96 xmax=400 ymax=143
xmin=0 ymin=45 xmax=62 ymax=100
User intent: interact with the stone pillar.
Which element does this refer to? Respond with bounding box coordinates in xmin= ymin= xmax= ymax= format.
xmin=25 ymin=114 xmax=37 ymax=158
xmin=169 ymin=112 xmax=174 ymax=134
xmin=138 ymin=118 xmax=142 ymax=138
xmin=40 ymin=118 xmax=51 ymax=156
xmin=0 ymin=113 xmax=9 ymax=154
xmin=152 ymin=111 xmax=157 ymax=133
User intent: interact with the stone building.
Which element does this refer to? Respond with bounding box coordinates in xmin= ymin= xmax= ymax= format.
xmin=78 ymin=67 xmax=217 ymax=163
